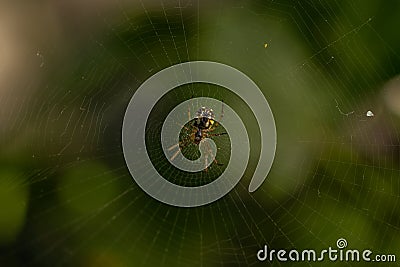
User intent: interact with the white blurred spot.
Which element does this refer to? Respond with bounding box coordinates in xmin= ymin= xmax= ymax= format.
xmin=366 ymin=110 xmax=374 ymax=117
xmin=384 ymin=75 xmax=400 ymax=117
xmin=36 ymin=50 xmax=44 ymax=68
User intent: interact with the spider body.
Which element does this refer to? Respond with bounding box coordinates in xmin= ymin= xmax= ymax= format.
xmin=168 ymin=103 xmax=226 ymax=171
xmin=193 ymin=107 xmax=215 ymax=144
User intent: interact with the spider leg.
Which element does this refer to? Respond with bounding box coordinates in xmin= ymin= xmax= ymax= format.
xmin=167 ymin=142 xmax=182 ymax=161
xmin=170 ymin=148 xmax=180 ymax=161
xmin=167 ymin=143 xmax=180 ymax=151
xmin=204 ymin=154 xmax=208 ymax=172
xmin=202 ymin=139 xmax=212 ymax=172
xmin=219 ymin=100 xmax=225 ymax=122
xmin=208 ymin=132 xmax=228 ymax=137
xmin=212 ymin=100 xmax=225 ymax=128
xmin=202 ymin=139 xmax=223 ymax=171
xmin=168 ymin=129 xmax=196 ymax=161
xmin=188 ymin=103 xmax=191 ymax=121
xmin=213 ymin=158 xmax=224 ymax=166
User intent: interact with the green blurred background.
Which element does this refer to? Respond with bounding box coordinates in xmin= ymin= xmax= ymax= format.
xmin=1 ymin=0 xmax=400 ymax=266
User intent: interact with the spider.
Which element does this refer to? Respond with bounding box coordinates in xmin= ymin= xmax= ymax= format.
xmin=167 ymin=103 xmax=227 ymax=171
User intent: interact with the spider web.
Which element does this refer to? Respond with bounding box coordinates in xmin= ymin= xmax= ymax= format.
xmin=1 ymin=0 xmax=400 ymax=266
